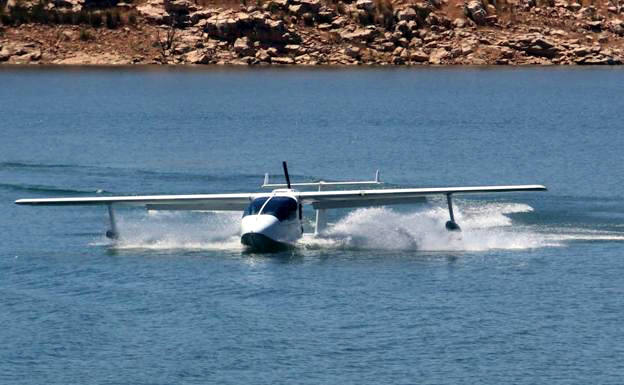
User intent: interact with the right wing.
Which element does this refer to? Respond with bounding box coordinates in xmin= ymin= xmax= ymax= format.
xmin=14 ymin=193 xmax=267 ymax=211
xmin=297 ymin=185 xmax=547 ymax=209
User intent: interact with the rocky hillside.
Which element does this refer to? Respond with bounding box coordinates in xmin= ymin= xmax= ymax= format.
xmin=1 ymin=0 xmax=624 ymax=65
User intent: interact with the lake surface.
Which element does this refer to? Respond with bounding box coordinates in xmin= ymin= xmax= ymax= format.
xmin=1 ymin=66 xmax=624 ymax=384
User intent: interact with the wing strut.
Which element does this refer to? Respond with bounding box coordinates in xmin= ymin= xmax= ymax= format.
xmin=106 ymin=204 xmax=119 ymax=239
xmin=445 ymin=194 xmax=461 ymax=232
xmin=314 ymin=182 xmax=327 ymax=236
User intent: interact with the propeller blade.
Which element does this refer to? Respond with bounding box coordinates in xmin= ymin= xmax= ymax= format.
xmin=282 ymin=161 xmax=291 ymax=189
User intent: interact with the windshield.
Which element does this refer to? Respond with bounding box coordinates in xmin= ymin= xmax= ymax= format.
xmin=242 ymin=197 xmax=297 ymax=221
xmin=243 ymin=197 xmax=269 ymax=217
xmin=262 ymin=197 xmax=298 ymax=221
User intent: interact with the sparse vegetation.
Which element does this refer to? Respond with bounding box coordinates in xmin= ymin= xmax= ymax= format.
xmin=156 ymin=23 xmax=177 ymax=61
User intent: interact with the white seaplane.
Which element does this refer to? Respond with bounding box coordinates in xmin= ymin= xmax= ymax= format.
xmin=15 ymin=162 xmax=547 ymax=252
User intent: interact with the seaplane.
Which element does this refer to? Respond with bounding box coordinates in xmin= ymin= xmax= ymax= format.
xmin=14 ymin=162 xmax=547 ymax=252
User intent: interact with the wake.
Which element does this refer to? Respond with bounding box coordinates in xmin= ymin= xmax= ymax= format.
xmin=95 ymin=201 xmax=624 ymax=252
xmin=300 ymin=203 xmax=550 ymax=252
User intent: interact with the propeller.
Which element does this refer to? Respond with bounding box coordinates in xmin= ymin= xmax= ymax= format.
xmin=282 ymin=161 xmax=291 ymax=189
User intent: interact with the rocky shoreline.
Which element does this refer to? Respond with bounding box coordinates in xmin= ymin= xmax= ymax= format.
xmin=1 ymin=0 xmax=624 ymax=65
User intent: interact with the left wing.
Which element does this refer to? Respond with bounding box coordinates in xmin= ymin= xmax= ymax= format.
xmin=14 ymin=193 xmax=267 ymax=211
xmin=297 ymin=185 xmax=547 ymax=209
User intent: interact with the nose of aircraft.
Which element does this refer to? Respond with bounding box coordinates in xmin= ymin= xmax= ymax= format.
xmin=241 ymin=214 xmax=280 ymax=237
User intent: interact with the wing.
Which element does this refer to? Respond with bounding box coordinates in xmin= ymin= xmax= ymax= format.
xmin=14 ymin=193 xmax=266 ymax=211
xmin=297 ymin=185 xmax=547 ymax=209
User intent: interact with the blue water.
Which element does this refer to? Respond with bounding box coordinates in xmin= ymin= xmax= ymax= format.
xmin=1 ymin=67 xmax=624 ymax=384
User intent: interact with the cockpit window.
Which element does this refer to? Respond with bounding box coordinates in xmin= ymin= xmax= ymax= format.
xmin=243 ymin=197 xmax=269 ymax=217
xmin=262 ymin=197 xmax=298 ymax=221
xmin=242 ymin=196 xmax=297 ymax=221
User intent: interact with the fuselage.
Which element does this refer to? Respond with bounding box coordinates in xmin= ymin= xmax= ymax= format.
xmin=240 ymin=189 xmax=303 ymax=252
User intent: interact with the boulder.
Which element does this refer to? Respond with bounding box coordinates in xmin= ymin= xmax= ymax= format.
xmin=255 ymin=49 xmax=271 ymax=62
xmin=0 ymin=47 xmax=12 ymax=62
xmin=340 ymin=27 xmax=378 ymax=42
xmin=185 ymin=49 xmax=211 ymax=64
xmin=284 ymin=44 xmax=301 ymax=53
xmin=298 ymin=0 xmax=321 ymax=13
xmin=503 ymin=33 xmax=563 ymax=59
xmin=397 ymin=7 xmax=418 ymax=21
xmin=288 ymin=4 xmax=303 ymax=14
xmin=464 ymin=0 xmax=487 ymax=25
xmin=356 ymin=0 xmax=375 ymax=12
xmin=524 ymin=43 xmax=561 ymax=58
xmin=426 ymin=12 xmax=451 ymax=28
xmin=608 ymin=19 xmax=624 ymax=36
xmin=317 ymin=10 xmax=334 ymax=22
xmin=382 ymin=41 xmax=395 ymax=51
xmin=344 ymin=45 xmax=361 ymax=57
xmin=576 ymin=54 xmax=622 ymax=65
xmin=453 ymin=18 xmax=466 ymax=28
xmin=137 ymin=0 xmax=171 ymax=24
xmin=572 ymin=46 xmax=591 ymax=57
xmin=233 ymin=36 xmax=254 ymax=56
xmin=267 ymin=47 xmax=279 ymax=56
xmin=567 ymin=2 xmax=581 ymax=11
xmin=586 ymin=20 xmax=603 ymax=32
xmin=295 ymin=54 xmax=313 ymax=64
xmin=264 ymin=0 xmax=289 ymax=10
xmin=165 ymin=0 xmax=196 ymax=14
xmin=460 ymin=44 xmax=473 ymax=55
xmin=429 ymin=47 xmax=449 ymax=64
xmin=53 ymin=52 xmax=130 ymax=65
xmin=204 ymin=11 xmax=298 ymax=44
xmin=189 ymin=9 xmax=215 ymax=25
xmin=410 ymin=49 xmax=429 ymax=62
xmin=53 ymin=0 xmax=84 ymax=12
xmin=271 ymin=56 xmax=295 ymax=64
xmin=61 ymin=30 xmax=77 ymax=41
xmin=5 ymin=0 xmax=38 ymax=10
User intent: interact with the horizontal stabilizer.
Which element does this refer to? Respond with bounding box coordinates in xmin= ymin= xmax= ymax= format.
xmin=263 ymin=170 xmax=381 ymax=189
